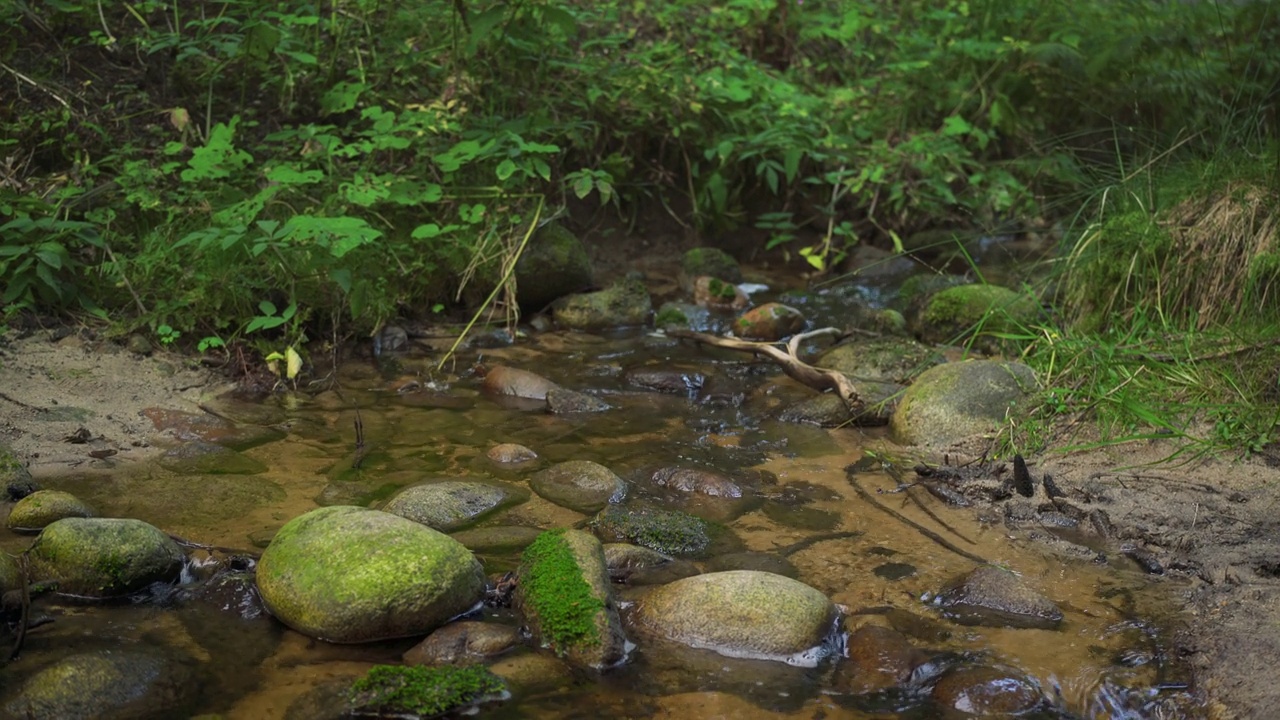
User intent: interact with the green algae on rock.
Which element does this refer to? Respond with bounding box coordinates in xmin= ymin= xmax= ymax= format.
xmin=347 ymin=664 xmax=507 ymax=718
xmin=256 ymin=506 xmax=486 ymax=643
xmin=515 ymin=529 xmax=627 ymax=670
xmin=588 ymin=505 xmax=711 ymax=556
xmin=6 ymin=489 xmax=94 ymax=532
xmin=27 ymin=517 xmax=185 ymax=598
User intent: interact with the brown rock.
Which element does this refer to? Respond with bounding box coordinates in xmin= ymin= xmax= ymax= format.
xmin=693 ymin=276 xmax=749 ymax=310
xmin=487 ymin=443 xmax=538 ymax=464
xmin=650 ymin=468 xmax=742 ymax=498
xmin=733 ymin=303 xmax=806 ymax=341
xmin=837 ymin=624 xmax=930 ymax=694
xmin=402 ymin=621 xmax=522 ymax=665
xmin=479 ymin=365 xmax=560 ymax=400
xmin=931 ymin=666 xmax=1045 ymax=716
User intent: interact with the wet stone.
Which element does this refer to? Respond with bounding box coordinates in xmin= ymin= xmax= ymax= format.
xmin=546 ymin=387 xmax=612 ymax=414
xmin=649 ymin=467 xmax=742 ymax=498
xmin=157 ymin=441 xmax=268 ymax=475
xmin=528 ymin=460 xmax=627 ymax=514
xmin=704 ymin=551 xmax=798 ymax=579
xmin=734 ymin=302 xmax=806 ymax=341
xmin=141 ymin=407 xmax=285 ymax=450
xmin=28 ymin=517 xmax=186 ymax=598
xmin=382 ymin=480 xmax=530 ymax=532
xmin=6 ymin=489 xmax=94 ymax=533
xmin=480 ymin=365 xmax=560 ymax=400
xmin=590 ymin=505 xmax=711 ymax=557
xmin=2 ymin=647 xmax=198 ymax=720
xmin=486 ymin=443 xmax=538 ymax=464
xmin=693 ymin=276 xmax=750 ymax=310
xmin=624 ymin=367 xmax=708 ymax=395
xmin=872 ymin=562 xmax=918 ymax=581
xmin=931 ymin=665 xmax=1046 ymax=716
xmin=450 ymin=525 xmax=545 ymax=554
xmin=403 ymin=620 xmax=523 ymax=665
xmin=930 ymin=565 xmax=1063 ymax=630
xmin=837 ymin=624 xmax=930 ymax=694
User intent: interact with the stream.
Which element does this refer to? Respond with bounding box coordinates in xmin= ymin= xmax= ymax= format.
xmin=0 ymin=243 xmax=1202 ymax=719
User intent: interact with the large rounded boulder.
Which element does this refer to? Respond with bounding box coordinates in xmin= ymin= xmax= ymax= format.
xmin=633 ymin=570 xmax=837 ymax=665
xmin=2 ymin=647 xmax=198 ymax=720
xmin=27 ymin=518 xmax=185 ymax=598
xmin=890 ymin=360 xmax=1037 ymax=447
xmin=256 ymin=506 xmax=486 ymax=643
xmin=552 ymin=278 xmax=653 ymax=331
xmin=513 ymin=222 xmax=594 ymax=312
xmin=529 ymin=460 xmax=626 ymax=514
xmin=6 ymin=490 xmax=94 ymax=533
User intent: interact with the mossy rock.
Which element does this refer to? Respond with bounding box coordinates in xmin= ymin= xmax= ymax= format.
xmin=2 ymin=647 xmax=198 ymax=720
xmin=914 ymin=284 xmax=1041 ymax=347
xmin=776 ymin=381 xmax=902 ymax=428
xmin=27 ymin=518 xmax=186 ymax=598
xmin=0 ymin=551 xmax=20 ymax=596
xmin=892 ymin=273 xmax=969 ymax=313
xmin=680 ymin=247 xmax=743 ymax=285
xmin=1 ymin=446 xmax=37 ymax=500
xmin=817 ymin=336 xmax=943 ymax=385
xmin=589 ymin=505 xmax=740 ymax=557
xmin=634 ymin=570 xmax=837 ymax=663
xmin=552 ymin=278 xmax=653 ymax=331
xmin=514 ymin=529 xmax=627 ymax=670
xmin=514 ymin=222 xmax=594 ymax=312
xmin=733 ymin=303 xmax=807 ymax=341
xmin=346 ymin=664 xmax=507 ymax=717
xmin=890 ymin=360 xmax=1038 ymax=447
xmin=7 ymin=490 xmax=95 ymax=533
xmin=256 ymin=506 xmax=486 ymax=643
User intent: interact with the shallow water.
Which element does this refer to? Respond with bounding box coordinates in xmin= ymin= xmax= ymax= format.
xmin=0 ymin=327 xmax=1199 ymax=719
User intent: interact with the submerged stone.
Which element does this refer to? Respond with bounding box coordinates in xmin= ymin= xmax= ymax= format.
xmin=486 ymin=443 xmax=538 ymax=464
xmin=930 ymin=565 xmax=1063 ymax=630
xmin=589 ymin=505 xmax=712 ymax=557
xmin=382 ymin=480 xmax=529 ymax=532
xmin=403 ymin=620 xmax=522 ymax=666
xmin=255 ymin=506 xmax=486 ymax=643
xmin=346 ymin=664 xmax=508 ymax=718
xmin=634 ymin=570 xmax=837 ymax=665
xmin=931 ymin=665 xmax=1046 ymax=716
xmin=28 ymin=517 xmax=185 ymax=598
xmin=2 ymin=647 xmax=198 ymax=720
xmin=157 ymin=441 xmax=268 ymax=475
xmin=141 ymin=408 xmax=284 ymax=450
xmin=529 ymin=460 xmax=626 ymax=514
xmin=836 ymin=624 xmax=930 ymax=694
xmin=546 ymin=388 xmax=612 ymax=414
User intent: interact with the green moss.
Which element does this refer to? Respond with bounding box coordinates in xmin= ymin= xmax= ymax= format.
xmin=589 ymin=506 xmax=709 ymax=556
xmin=707 ymin=277 xmax=736 ymax=299
xmin=520 ymin=530 xmax=603 ymax=651
xmin=681 ymin=247 xmax=742 ymax=283
xmin=348 ymin=664 xmax=505 ymax=716
xmin=655 ymin=307 xmax=690 ymax=327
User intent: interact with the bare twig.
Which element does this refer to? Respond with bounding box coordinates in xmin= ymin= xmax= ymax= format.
xmin=0 ymin=61 xmax=70 ymax=109
xmin=667 ymin=328 xmax=863 ymax=410
xmin=850 ymin=476 xmax=988 ymax=564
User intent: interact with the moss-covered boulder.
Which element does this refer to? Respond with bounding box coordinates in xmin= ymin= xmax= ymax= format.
xmin=28 ymin=518 xmax=185 ymax=598
xmin=633 ymin=570 xmax=837 ymax=664
xmin=817 ymin=337 xmax=943 ymax=385
xmin=6 ymin=490 xmax=94 ymax=533
xmin=552 ymin=278 xmax=653 ymax=330
xmin=890 ymin=360 xmax=1037 ymax=447
xmin=681 ymin=247 xmax=743 ymax=286
xmin=515 ymin=529 xmax=627 ymax=670
xmin=514 ymin=222 xmax=594 ymax=312
xmin=692 ymin=276 xmax=750 ymax=310
xmin=528 ymin=460 xmax=626 ymax=514
xmin=157 ymin=441 xmax=268 ymax=475
xmin=733 ymin=303 xmax=806 ymax=341
xmin=545 ymin=388 xmax=612 ymax=414
xmin=913 ymin=283 xmax=1041 ymax=347
xmin=2 ymin=647 xmax=198 ymax=720
xmin=256 ymin=506 xmax=486 ymax=643
xmin=929 ymin=565 xmax=1063 ymax=630
xmin=0 ymin=551 xmax=21 ymax=598
xmin=346 ymin=664 xmax=508 ymax=717
xmin=381 ymin=480 xmax=529 ymax=532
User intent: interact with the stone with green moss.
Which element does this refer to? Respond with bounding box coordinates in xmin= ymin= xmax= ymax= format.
xmin=347 ymin=664 xmax=507 ymax=717
xmin=27 ymin=517 xmax=185 ymax=598
xmin=514 ymin=222 xmax=594 ymax=312
xmin=733 ymin=302 xmax=806 ymax=341
xmin=552 ymin=278 xmax=653 ymax=331
xmin=0 ymin=551 xmax=20 ymax=598
xmin=817 ymin=336 xmax=943 ymax=385
xmin=7 ymin=490 xmax=95 ymax=532
xmin=515 ymin=529 xmax=627 ymax=670
xmin=589 ymin=505 xmax=715 ymax=556
xmin=3 ymin=646 xmax=198 ymax=719
xmin=890 ymin=360 xmax=1038 ymax=447
xmin=680 ymin=247 xmax=743 ymax=285
xmin=654 ymin=304 xmax=691 ymax=328
xmin=1 ymin=445 xmax=37 ymax=499
xmin=255 ymin=506 xmax=486 ymax=643
xmin=915 ymin=284 xmax=1040 ymax=348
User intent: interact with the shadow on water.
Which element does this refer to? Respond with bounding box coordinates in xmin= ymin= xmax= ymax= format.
xmin=0 ymin=324 xmax=1199 ymax=719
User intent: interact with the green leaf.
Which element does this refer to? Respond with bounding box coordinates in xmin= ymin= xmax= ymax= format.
xmin=572 ymin=175 xmax=593 ymax=199
xmin=412 ymin=223 xmax=442 ymax=239
xmin=258 ymin=300 xmax=278 ymax=316
xmin=941 ymin=115 xmax=973 ymax=137
xmin=330 ymin=268 xmax=352 ymax=293
xmin=533 ymin=158 xmax=551 ymax=181
xmin=496 ymin=158 xmax=518 ymax=181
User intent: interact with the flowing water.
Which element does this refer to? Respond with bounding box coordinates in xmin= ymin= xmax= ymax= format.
xmin=0 ymin=325 xmax=1200 ymax=719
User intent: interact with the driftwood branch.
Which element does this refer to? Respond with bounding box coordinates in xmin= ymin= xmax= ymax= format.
xmin=668 ymin=328 xmax=863 ymax=410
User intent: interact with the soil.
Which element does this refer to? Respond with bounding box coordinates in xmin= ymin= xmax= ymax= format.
xmin=3 ymin=320 xmax=1280 ymax=719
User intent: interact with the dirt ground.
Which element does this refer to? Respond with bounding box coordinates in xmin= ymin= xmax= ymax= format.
xmin=3 ymin=320 xmax=1280 ymax=719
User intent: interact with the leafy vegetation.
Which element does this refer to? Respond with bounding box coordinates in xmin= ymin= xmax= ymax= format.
xmin=3 ymin=0 xmax=1277 ymax=453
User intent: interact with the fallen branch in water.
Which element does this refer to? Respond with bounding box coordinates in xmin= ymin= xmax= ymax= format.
xmin=849 ymin=476 xmax=988 ymax=564
xmin=666 ymin=328 xmax=863 ymax=410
